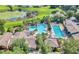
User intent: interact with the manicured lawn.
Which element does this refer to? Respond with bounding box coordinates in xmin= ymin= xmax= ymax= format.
xmin=0 ymin=11 xmax=25 ymax=20
xmin=0 ymin=6 xmax=9 ymax=11
xmin=26 ymin=6 xmax=52 ymax=18
xmin=3 ymin=21 xmax=23 ymax=32
xmin=0 ymin=6 xmax=20 ymax=11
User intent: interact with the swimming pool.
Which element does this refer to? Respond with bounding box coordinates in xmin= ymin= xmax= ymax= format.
xmin=52 ymin=25 xmax=64 ymax=38
xmin=37 ymin=23 xmax=47 ymax=34
xmin=29 ymin=23 xmax=47 ymax=34
xmin=29 ymin=26 xmax=36 ymax=32
xmin=29 ymin=23 xmax=65 ymax=38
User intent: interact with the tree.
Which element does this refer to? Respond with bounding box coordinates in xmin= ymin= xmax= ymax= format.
xmin=69 ymin=6 xmax=77 ymax=12
xmin=61 ymin=5 xmax=71 ymax=11
xmin=36 ymin=34 xmax=52 ymax=54
xmin=63 ymin=39 xmax=79 ymax=54
xmin=11 ymin=38 xmax=29 ymax=54
xmin=7 ymin=5 xmax=13 ymax=11
xmin=52 ymin=11 xmax=67 ymax=24
xmin=51 ymin=8 xmax=67 ymax=23
xmin=41 ymin=42 xmax=52 ymax=54
xmin=75 ymin=9 xmax=79 ymax=20
xmin=36 ymin=34 xmax=44 ymax=50
xmin=67 ymin=10 xmax=75 ymax=18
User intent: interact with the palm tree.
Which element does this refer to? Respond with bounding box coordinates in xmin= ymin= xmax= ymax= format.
xmin=36 ymin=33 xmax=52 ymax=53
xmin=36 ymin=34 xmax=44 ymax=51
xmin=40 ymin=42 xmax=52 ymax=54
xmin=62 ymin=39 xmax=79 ymax=54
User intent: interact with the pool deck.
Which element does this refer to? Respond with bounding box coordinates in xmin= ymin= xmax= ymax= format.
xmin=51 ymin=23 xmax=67 ymax=39
xmin=65 ymin=19 xmax=79 ymax=40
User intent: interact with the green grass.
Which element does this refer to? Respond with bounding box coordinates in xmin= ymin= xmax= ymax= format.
xmin=0 ymin=6 xmax=10 ymax=12
xmin=0 ymin=11 xmax=25 ymax=20
xmin=26 ymin=6 xmax=52 ymax=17
xmin=12 ymin=6 xmax=19 ymax=11
xmin=0 ymin=5 xmax=20 ymax=12
xmin=4 ymin=21 xmax=23 ymax=32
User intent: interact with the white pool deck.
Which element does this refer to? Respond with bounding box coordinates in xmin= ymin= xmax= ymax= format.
xmin=51 ymin=23 xmax=67 ymax=39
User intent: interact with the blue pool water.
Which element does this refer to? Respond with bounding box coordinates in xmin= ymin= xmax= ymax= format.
xmin=29 ymin=23 xmax=65 ymax=38
xmin=29 ymin=26 xmax=36 ymax=32
xmin=29 ymin=23 xmax=47 ymax=34
xmin=37 ymin=23 xmax=47 ymax=34
xmin=52 ymin=25 xmax=64 ymax=38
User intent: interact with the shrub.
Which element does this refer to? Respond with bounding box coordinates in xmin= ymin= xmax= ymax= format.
xmin=63 ymin=39 xmax=79 ymax=54
xmin=0 ymin=25 xmax=5 ymax=35
xmin=12 ymin=47 xmax=25 ymax=54
xmin=4 ymin=21 xmax=23 ymax=32
xmin=11 ymin=38 xmax=29 ymax=54
xmin=67 ymin=10 xmax=75 ymax=18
